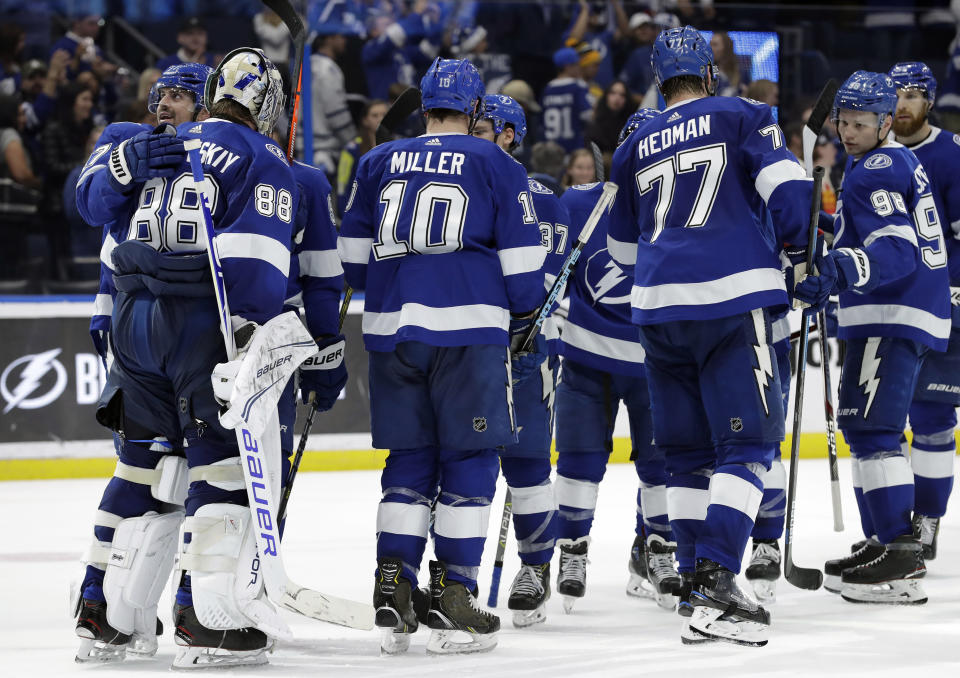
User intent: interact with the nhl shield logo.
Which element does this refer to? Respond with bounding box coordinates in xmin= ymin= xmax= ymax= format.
xmin=730 ymin=417 xmax=743 ymax=432
xmin=473 ymin=417 xmax=487 ymax=433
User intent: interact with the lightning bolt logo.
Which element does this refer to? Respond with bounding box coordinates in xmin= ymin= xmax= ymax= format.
xmin=1 ymin=349 xmax=67 ymax=414
xmin=591 ymin=259 xmax=628 ymax=303
xmin=751 ymin=310 xmax=773 ymax=416
xmin=859 ymin=337 xmax=882 ymax=418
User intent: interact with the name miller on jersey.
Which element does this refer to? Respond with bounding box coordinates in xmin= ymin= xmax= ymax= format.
xmin=635 ymin=114 xmax=712 ymax=160
xmin=389 ymin=150 xmax=466 ymax=176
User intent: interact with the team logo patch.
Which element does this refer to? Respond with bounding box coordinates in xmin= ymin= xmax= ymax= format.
xmin=953 ymin=134 xmax=960 ymax=147
xmin=473 ymin=417 xmax=487 ymax=432
xmin=730 ymin=417 xmax=743 ymax=432
xmin=864 ymin=154 xmax=892 ymax=170
xmin=527 ymin=179 xmax=553 ymax=194
xmin=571 ymin=181 xmax=601 ymax=191
xmin=265 ymin=143 xmax=287 ymax=162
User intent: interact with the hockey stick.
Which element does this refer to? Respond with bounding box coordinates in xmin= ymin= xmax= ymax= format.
xmin=375 ymin=86 xmax=422 ymax=145
xmin=262 ymin=0 xmax=307 ymax=160
xmin=801 ymin=78 xmax=843 ymax=531
xmin=783 ymin=165 xmax=826 ymax=591
xmin=520 ymin=182 xmax=618 ymax=351
xmin=487 ymin=489 xmax=513 ymax=607
xmin=589 ymin=141 xmax=605 ymax=182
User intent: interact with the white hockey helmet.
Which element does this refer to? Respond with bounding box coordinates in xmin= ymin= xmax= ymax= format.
xmin=205 ymin=47 xmax=285 ymax=135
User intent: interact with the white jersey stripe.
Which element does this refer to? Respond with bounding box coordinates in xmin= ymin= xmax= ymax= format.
xmin=755 ymin=158 xmax=809 ymax=204
xmin=607 ymin=235 xmax=638 ymax=267
xmin=839 ymin=303 xmax=950 ymax=340
xmin=631 ymin=267 xmax=785 ymax=311
xmin=498 ymin=244 xmax=547 ymax=276
xmin=217 ymin=233 xmax=290 ymax=276
xmin=337 ymin=236 xmax=373 ymax=264
xmin=100 ymin=232 xmax=119 ymax=271
xmin=362 ymin=303 xmax=509 ymax=336
xmin=561 ymin=319 xmax=645 ymax=363
xmin=298 ymin=249 xmax=343 ymax=278
xmin=93 ymin=293 xmax=113 ymax=318
xmin=863 ymin=224 xmax=918 ymax=248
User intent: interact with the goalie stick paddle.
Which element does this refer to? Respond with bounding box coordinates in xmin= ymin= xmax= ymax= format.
xmin=487 ymin=489 xmax=513 ymax=607
xmin=784 ymin=165 xmax=826 ymax=591
xmin=262 ymin=0 xmax=307 ymax=161
xmin=375 ymin=86 xmax=422 ymax=145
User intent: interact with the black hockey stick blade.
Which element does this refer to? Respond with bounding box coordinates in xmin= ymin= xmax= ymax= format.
xmin=262 ymin=1 xmax=307 ymax=160
xmin=802 ymin=79 xmax=838 ymax=175
xmin=589 ymin=141 xmax=604 ymax=182
xmin=376 ymin=87 xmax=422 ymax=145
xmin=263 ymin=0 xmax=306 ymax=45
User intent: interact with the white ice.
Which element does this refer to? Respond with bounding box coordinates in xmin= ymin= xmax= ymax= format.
xmin=2 ymin=459 xmax=958 ymax=677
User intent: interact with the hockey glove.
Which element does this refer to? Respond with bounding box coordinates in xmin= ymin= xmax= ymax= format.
xmin=298 ymin=334 xmax=347 ymax=412
xmin=509 ymin=315 xmax=548 ymax=385
xmin=108 ymin=125 xmax=185 ymax=190
xmin=783 ymin=237 xmax=832 ymax=314
xmin=795 ymin=247 xmax=873 ymax=308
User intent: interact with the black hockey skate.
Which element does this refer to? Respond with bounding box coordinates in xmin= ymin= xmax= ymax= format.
xmin=745 ymin=539 xmax=781 ymax=604
xmin=686 ymin=559 xmax=770 ymax=647
xmin=626 ymin=534 xmax=655 ymax=599
xmin=75 ymin=598 xmax=132 ymax=663
xmin=840 ymin=535 xmax=927 ymax=605
xmin=824 ymin=539 xmax=884 ymax=593
xmin=508 ymin=562 xmax=551 ymax=628
xmin=557 ymin=536 xmax=589 ymax=613
xmin=677 ymin=572 xmax=695 ymax=618
xmin=173 ymin=603 xmax=269 ymax=669
xmin=646 ymin=534 xmax=681 ymax=610
xmin=912 ymin=513 xmax=940 ymax=560
xmin=374 ymin=557 xmax=421 ymax=654
xmin=425 ymin=560 xmax=500 ymax=655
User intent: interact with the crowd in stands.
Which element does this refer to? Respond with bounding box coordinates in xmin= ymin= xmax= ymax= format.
xmin=3 ymin=0 xmax=960 ymax=293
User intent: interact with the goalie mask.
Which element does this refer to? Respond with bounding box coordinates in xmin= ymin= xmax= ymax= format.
xmin=206 ymin=47 xmax=285 ymax=135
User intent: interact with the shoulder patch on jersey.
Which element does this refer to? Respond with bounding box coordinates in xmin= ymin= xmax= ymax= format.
xmin=265 ymin=143 xmax=288 ymax=163
xmin=527 ymin=179 xmax=553 ymax=194
xmin=864 ymin=153 xmax=892 ymax=170
xmin=953 ymin=134 xmax=960 ymax=147
xmin=570 ymin=182 xmax=601 ymax=191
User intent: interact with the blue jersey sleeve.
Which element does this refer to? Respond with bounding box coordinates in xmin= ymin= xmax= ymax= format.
xmin=338 ymin=151 xmax=379 ymax=292
xmin=607 ymin=143 xmax=639 ymax=280
xmin=494 ymin=156 xmax=547 ymax=315
xmin=75 ymin=123 xmax=150 ymax=227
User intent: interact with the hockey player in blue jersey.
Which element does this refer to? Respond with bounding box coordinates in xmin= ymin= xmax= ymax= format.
xmin=551 ymin=109 xmax=679 ymax=614
xmin=541 ymin=47 xmax=596 ymax=153
xmin=338 ymin=58 xmax=546 ymax=654
xmin=796 ymin=71 xmax=950 ymax=605
xmin=888 ymin=61 xmax=958 ymax=561
xmin=76 ymin=48 xmax=298 ymax=669
xmin=471 ymin=93 xmax=569 ymax=627
xmin=608 ymin=27 xmax=816 ymax=645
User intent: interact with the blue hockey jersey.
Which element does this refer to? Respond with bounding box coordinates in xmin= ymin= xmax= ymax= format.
xmin=834 ymin=142 xmax=950 ymax=350
xmin=338 ymin=133 xmax=546 ymax=350
xmin=528 ymin=177 xmax=571 ymax=353
xmin=286 ymin=161 xmax=344 ymax=338
xmin=540 ymin=78 xmax=595 ymax=153
xmin=607 ymin=96 xmax=812 ymax=325
xmin=558 ymin=182 xmax=645 ymax=376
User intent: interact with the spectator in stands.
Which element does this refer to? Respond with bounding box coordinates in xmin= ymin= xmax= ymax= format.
xmin=42 ymin=82 xmax=94 ymax=218
xmin=529 ymin=140 xmax=566 ymax=195
xmin=117 ymin=98 xmax=153 ymax=125
xmin=362 ymin=3 xmax=428 ymax=100
xmin=0 ymin=93 xmax=40 ymax=190
xmin=562 ymin=147 xmax=596 ymax=190
xmin=62 ymin=123 xmax=105 ymax=258
xmin=499 ymin=78 xmax=541 ymax=165
xmin=586 ymin=79 xmax=633 ymax=155
xmin=710 ymin=31 xmax=748 ymax=97
xmin=254 ymin=8 xmax=291 ymax=75
xmin=450 ymin=24 xmax=512 ymax=95
xmin=310 ymin=22 xmax=357 ymax=175
xmin=618 ymin=12 xmax=657 ymax=96
xmin=675 ymin=0 xmax=717 ymax=26
xmin=337 ymin=98 xmax=388 ymax=214
xmin=541 ymin=47 xmax=595 ymax=153
xmin=0 ymin=22 xmax=25 ymax=95
xmin=136 ymin=67 xmax=160 ymax=101
xmin=565 ymin=0 xmax=630 ymax=88
xmin=156 ymin=17 xmax=216 ymax=71
xmin=572 ymin=40 xmax=604 ymax=99
xmin=745 ymin=78 xmax=778 ymax=107
xmin=784 ymin=121 xmax=804 ymax=162
xmin=49 ymin=13 xmax=116 ymax=83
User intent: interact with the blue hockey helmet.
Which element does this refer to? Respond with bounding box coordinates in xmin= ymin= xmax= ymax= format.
xmin=617 ymin=107 xmax=660 ymax=147
xmin=650 ymin=26 xmax=718 ymax=91
xmin=148 ymin=62 xmax=213 ymax=113
xmin=481 ymin=94 xmax=527 ymax=146
xmin=832 ymin=70 xmax=898 ymax=126
xmin=420 ymin=58 xmax=485 ymax=122
xmin=889 ymin=61 xmax=937 ymax=104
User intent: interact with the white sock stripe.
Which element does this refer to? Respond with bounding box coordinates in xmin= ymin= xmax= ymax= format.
xmin=554 ymin=475 xmax=600 ymax=510
xmin=639 ymin=485 xmax=668 ymax=520
xmin=433 ymin=503 xmax=492 ymax=540
xmin=509 ymin=483 xmax=556 ymax=515
xmin=709 ymin=472 xmax=763 ymax=520
xmin=761 ymin=460 xmax=786 ymax=491
xmin=376 ymin=501 xmax=431 ymax=538
xmin=666 ymin=486 xmax=709 ymax=521
xmin=850 ymin=456 xmax=862 ymax=489
xmin=860 ymin=454 xmax=914 ymax=493
xmin=912 ymin=429 xmax=957 ymax=447
xmin=910 ymin=449 xmax=957 ymax=479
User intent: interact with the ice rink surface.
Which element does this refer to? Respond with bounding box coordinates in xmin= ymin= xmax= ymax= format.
xmin=2 ymin=458 xmax=958 ymax=677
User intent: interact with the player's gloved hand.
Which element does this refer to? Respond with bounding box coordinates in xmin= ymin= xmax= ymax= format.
xmin=509 ymin=315 xmax=548 ymax=385
xmin=796 ymin=246 xmax=874 ymax=309
xmin=298 ymin=334 xmax=347 ymax=412
xmin=109 ymin=125 xmax=185 ymax=190
xmin=211 ymin=320 xmax=260 ymax=410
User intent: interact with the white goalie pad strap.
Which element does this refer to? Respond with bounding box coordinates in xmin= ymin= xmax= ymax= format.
xmin=184 ymin=503 xmax=291 ymax=640
xmin=376 ymin=501 xmax=431 ymax=537
xmin=114 ymin=456 xmax=188 ymax=505
xmin=95 ymin=510 xmax=123 ymax=529
xmin=83 ymin=539 xmax=114 ymax=568
xmin=508 ymin=482 xmax=556 ymax=515
xmin=554 ymin=475 xmax=600 ymax=510
xmin=433 ymin=503 xmax=491 ymax=540
xmin=218 ymin=311 xmax=317 ymax=436
xmin=103 ymin=511 xmax=184 ymax=636
xmin=667 ymin=486 xmax=709 ymax=521
xmin=188 ymin=459 xmax=245 ymax=488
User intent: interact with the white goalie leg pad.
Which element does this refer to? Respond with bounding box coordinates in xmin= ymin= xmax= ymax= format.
xmin=103 ymin=510 xmax=184 ymax=636
xmin=181 ymin=502 xmax=292 ymax=640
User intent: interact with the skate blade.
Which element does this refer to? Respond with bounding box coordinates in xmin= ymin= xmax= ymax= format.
xmin=75 ymin=637 xmax=127 ymax=663
xmin=823 ymin=573 xmax=842 ymax=594
xmin=172 ymin=645 xmax=268 ymax=670
xmin=689 ymin=608 xmax=768 ymax=647
xmin=561 ymin=595 xmax=580 ymax=614
xmin=626 ymin=574 xmax=656 ymax=600
xmin=681 ymin=620 xmax=716 ymax=645
xmin=654 ymin=589 xmax=678 ymax=611
xmin=749 ymin=578 xmax=778 ymax=604
xmin=511 ymin=605 xmax=546 ymax=628
xmin=425 ymin=629 xmax=497 ymax=655
xmin=126 ymin=632 xmax=159 ymax=658
xmin=840 ymin=579 xmax=928 ymax=605
xmin=379 ymin=629 xmax=412 ymax=655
